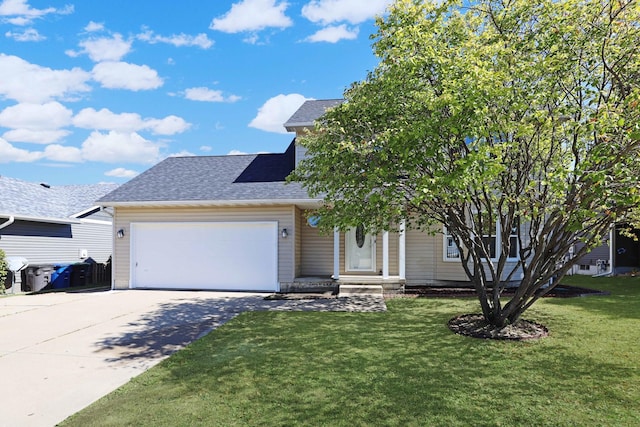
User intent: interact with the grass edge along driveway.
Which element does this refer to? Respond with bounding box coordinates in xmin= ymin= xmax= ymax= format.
xmin=62 ymin=276 xmax=639 ymax=427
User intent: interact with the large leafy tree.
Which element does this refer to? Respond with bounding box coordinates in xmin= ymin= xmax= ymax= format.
xmin=290 ymin=0 xmax=640 ymax=328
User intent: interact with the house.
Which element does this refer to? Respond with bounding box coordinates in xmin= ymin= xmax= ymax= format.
xmin=0 ymin=177 xmax=118 ymax=292
xmin=98 ymin=99 xmax=495 ymax=294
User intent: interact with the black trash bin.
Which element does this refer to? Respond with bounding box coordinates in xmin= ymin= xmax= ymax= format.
xmin=71 ymin=262 xmax=91 ymax=287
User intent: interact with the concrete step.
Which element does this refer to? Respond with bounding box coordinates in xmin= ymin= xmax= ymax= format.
xmin=338 ymin=284 xmax=384 ymax=297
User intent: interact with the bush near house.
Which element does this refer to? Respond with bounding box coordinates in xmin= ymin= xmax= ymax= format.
xmin=0 ymin=249 xmax=8 ymax=294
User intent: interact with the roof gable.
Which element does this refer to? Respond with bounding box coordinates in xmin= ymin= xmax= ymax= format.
xmin=98 ymin=139 xmax=313 ymax=205
xmin=283 ymin=99 xmax=344 ymax=131
xmin=0 ymin=177 xmax=119 ymax=221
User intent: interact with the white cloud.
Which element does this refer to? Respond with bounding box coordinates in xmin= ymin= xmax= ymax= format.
xmin=200 ymin=145 xmax=212 ymax=152
xmin=0 ymin=102 xmax=73 ymax=130
xmin=249 ymin=93 xmax=310 ymax=133
xmin=145 ymin=116 xmax=191 ymax=135
xmin=81 ymin=131 xmax=162 ymax=163
xmin=73 ymin=34 xmax=132 ymax=62
xmin=0 ymin=54 xmax=91 ymax=103
xmin=305 ymin=24 xmax=358 ymax=43
xmin=0 ymin=0 xmax=73 ymax=26
xmin=43 ymin=144 xmax=82 ymax=162
xmin=243 ymin=34 xmax=260 ymax=45
xmin=92 ymin=62 xmax=163 ymax=91
xmin=73 ymin=108 xmax=144 ymax=132
xmin=184 ymin=87 xmax=224 ymax=102
xmin=228 ymin=149 xmax=248 ymax=155
xmin=301 ymin=0 xmax=389 ymax=25
xmin=168 ymin=150 xmax=195 ymax=157
xmin=0 ymin=102 xmax=72 ymax=143
xmin=5 ymin=27 xmax=45 ymax=41
xmin=210 ymin=0 xmax=292 ymax=33
xmin=84 ymin=21 xmax=104 ymax=32
xmin=73 ymin=108 xmax=190 ymax=135
xmin=137 ymin=28 xmax=213 ymax=49
xmin=184 ymin=87 xmax=241 ymax=103
xmin=105 ymin=167 xmax=138 ymax=178
xmin=3 ymin=129 xmax=70 ymax=144
xmin=0 ymin=137 xmax=43 ymax=162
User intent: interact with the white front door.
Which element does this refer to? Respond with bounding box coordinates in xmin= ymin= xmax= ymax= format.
xmin=345 ymin=225 xmax=376 ymax=272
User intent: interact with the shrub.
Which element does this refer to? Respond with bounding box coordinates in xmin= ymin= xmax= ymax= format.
xmin=0 ymin=249 xmax=7 ymax=294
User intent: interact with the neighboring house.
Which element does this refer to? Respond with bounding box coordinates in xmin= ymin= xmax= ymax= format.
xmin=0 ymin=177 xmax=118 ymax=291
xmin=98 ymin=99 xmax=484 ymax=294
xmin=572 ymin=225 xmax=640 ymax=276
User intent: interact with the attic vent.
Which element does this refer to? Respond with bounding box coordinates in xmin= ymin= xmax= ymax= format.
xmin=40 ymin=183 xmax=51 ymax=189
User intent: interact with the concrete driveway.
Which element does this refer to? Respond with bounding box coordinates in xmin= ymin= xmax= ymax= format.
xmin=0 ymin=288 xmax=385 ymax=426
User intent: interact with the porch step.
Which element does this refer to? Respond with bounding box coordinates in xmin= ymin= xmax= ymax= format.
xmin=338 ymin=284 xmax=384 ymax=297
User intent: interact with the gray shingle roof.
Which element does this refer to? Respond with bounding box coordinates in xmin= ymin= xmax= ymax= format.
xmin=0 ymin=176 xmax=119 ymax=220
xmin=283 ymin=99 xmax=344 ymax=130
xmin=97 ymin=141 xmax=314 ymax=205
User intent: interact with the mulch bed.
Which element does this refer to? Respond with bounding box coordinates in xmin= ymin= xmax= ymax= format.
xmin=448 ymin=313 xmax=549 ymax=340
xmin=403 ymin=284 xmax=608 ymax=298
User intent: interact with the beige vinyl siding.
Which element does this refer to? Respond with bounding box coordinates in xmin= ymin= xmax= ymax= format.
xmin=405 ymin=228 xmax=437 ymax=284
xmin=294 ymin=207 xmax=303 ymax=277
xmin=435 ymin=230 xmax=470 ymax=281
xmin=299 ymin=214 xmax=333 ymax=276
xmin=112 ymin=205 xmax=295 ymax=290
xmin=0 ymin=220 xmax=112 ymax=265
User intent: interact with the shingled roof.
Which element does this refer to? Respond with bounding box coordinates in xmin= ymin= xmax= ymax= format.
xmin=0 ymin=176 xmax=119 ymax=221
xmin=283 ymin=99 xmax=344 ymax=131
xmin=98 ymin=140 xmax=317 ymax=205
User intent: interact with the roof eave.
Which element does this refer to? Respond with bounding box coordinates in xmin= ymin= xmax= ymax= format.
xmin=284 ymin=122 xmax=313 ymax=132
xmin=99 ymin=198 xmax=324 ymax=209
xmin=0 ymin=213 xmax=81 ymax=225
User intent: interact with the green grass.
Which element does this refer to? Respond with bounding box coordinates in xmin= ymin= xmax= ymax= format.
xmin=62 ymin=276 xmax=640 ymax=427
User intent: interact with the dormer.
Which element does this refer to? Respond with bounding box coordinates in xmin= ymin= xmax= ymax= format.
xmin=283 ymin=99 xmax=344 ymax=167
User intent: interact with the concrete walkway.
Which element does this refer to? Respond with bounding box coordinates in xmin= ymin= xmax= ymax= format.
xmin=0 ymin=289 xmax=385 ymax=426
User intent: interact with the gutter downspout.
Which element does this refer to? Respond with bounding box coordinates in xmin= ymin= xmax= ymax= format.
xmin=100 ymin=207 xmax=116 ymax=291
xmin=0 ymin=215 xmax=15 ymax=231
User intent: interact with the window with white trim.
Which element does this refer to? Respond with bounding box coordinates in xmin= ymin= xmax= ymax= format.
xmin=444 ymin=227 xmax=461 ymax=261
xmin=443 ymin=220 xmax=519 ymax=262
xmin=445 ymin=234 xmax=460 ymax=259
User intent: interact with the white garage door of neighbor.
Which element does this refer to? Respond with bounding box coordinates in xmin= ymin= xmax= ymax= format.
xmin=130 ymin=221 xmax=278 ymax=291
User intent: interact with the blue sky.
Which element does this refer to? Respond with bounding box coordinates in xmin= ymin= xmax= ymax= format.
xmin=0 ymin=0 xmax=391 ymax=185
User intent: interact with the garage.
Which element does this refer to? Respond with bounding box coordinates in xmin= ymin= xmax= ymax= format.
xmin=130 ymin=221 xmax=279 ymax=291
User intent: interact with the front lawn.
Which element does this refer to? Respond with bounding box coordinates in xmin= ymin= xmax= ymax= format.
xmin=62 ymin=276 xmax=640 ymax=427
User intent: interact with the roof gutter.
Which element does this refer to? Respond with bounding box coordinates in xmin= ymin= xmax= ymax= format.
xmin=0 ymin=215 xmax=15 ymax=231
xmin=0 ymin=213 xmax=80 ymax=225
xmin=99 ymin=198 xmax=325 ymax=208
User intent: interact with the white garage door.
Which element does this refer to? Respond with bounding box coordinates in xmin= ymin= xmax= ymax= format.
xmin=130 ymin=221 xmax=278 ymax=291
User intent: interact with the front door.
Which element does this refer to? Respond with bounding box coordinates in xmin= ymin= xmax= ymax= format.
xmin=345 ymin=225 xmax=376 ymax=272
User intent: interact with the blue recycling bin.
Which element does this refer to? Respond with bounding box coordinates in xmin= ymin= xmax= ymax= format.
xmin=51 ymin=263 xmax=72 ymax=289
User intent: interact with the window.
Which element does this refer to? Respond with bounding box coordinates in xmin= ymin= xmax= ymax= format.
xmin=481 ymin=222 xmax=497 ymax=259
xmin=443 ymin=219 xmax=520 ymax=262
xmin=444 ymin=228 xmax=461 ymax=260
xmin=508 ymin=219 xmax=519 ymax=260
xmin=446 ymin=236 xmax=460 ymax=259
